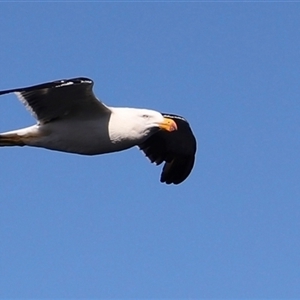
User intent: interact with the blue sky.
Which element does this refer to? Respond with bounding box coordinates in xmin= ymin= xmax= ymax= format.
xmin=1 ymin=2 xmax=300 ymax=299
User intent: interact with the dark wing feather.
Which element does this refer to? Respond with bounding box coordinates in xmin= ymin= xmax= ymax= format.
xmin=0 ymin=77 xmax=110 ymax=123
xmin=139 ymin=113 xmax=196 ymax=185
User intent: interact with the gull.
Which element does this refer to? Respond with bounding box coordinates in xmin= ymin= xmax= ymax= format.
xmin=0 ymin=77 xmax=196 ymax=184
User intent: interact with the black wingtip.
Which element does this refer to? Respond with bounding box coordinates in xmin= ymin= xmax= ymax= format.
xmin=140 ymin=112 xmax=196 ymax=185
xmin=160 ymin=155 xmax=195 ymax=185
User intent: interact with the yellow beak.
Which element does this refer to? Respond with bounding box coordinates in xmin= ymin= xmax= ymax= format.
xmin=158 ymin=117 xmax=177 ymax=132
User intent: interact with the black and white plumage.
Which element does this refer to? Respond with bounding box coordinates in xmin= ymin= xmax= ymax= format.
xmin=0 ymin=77 xmax=196 ymax=184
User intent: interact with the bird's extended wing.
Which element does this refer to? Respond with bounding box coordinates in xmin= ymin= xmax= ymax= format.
xmin=0 ymin=77 xmax=110 ymax=124
xmin=139 ymin=113 xmax=196 ymax=185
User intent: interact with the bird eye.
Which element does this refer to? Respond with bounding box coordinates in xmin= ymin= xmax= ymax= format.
xmin=142 ymin=114 xmax=150 ymax=119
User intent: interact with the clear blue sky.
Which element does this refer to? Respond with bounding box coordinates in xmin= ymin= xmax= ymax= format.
xmin=1 ymin=2 xmax=300 ymax=299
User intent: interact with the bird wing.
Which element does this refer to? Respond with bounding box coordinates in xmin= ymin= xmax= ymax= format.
xmin=0 ymin=77 xmax=110 ymax=124
xmin=139 ymin=113 xmax=196 ymax=185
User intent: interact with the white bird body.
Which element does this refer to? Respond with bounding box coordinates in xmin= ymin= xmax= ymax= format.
xmin=1 ymin=107 xmax=167 ymax=155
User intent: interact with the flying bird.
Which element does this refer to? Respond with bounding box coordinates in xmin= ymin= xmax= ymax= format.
xmin=0 ymin=77 xmax=196 ymax=184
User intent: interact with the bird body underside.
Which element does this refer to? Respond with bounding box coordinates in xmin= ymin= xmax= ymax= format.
xmin=0 ymin=120 xmax=137 ymax=155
